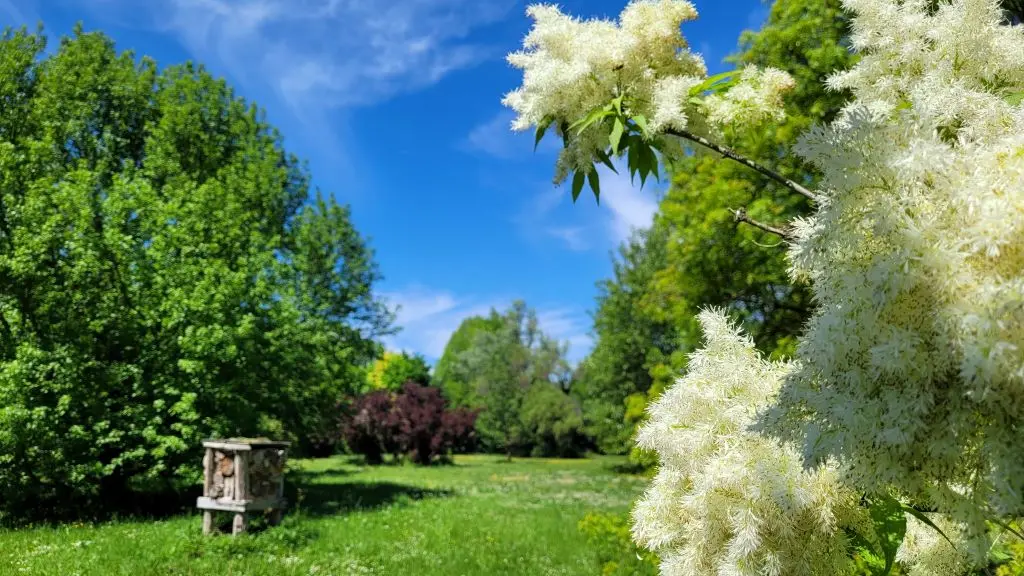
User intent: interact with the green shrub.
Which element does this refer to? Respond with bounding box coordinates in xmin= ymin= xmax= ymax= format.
xmin=578 ymin=512 xmax=658 ymax=576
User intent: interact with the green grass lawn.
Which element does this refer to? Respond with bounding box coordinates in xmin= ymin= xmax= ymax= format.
xmin=0 ymin=455 xmax=648 ymax=575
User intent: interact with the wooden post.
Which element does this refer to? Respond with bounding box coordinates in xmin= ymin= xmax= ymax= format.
xmin=232 ymin=512 xmax=246 ymax=535
xmin=202 ymin=510 xmax=214 ymax=535
xmin=235 ymin=451 xmax=249 ymax=501
xmin=232 ymin=451 xmax=249 ymax=534
xmin=203 ymin=447 xmax=215 ymax=497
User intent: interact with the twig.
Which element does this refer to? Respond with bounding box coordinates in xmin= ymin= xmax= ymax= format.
xmin=666 ymin=128 xmax=822 ymax=203
xmin=994 ymin=519 xmax=1024 ymax=542
xmin=730 ymin=208 xmax=795 ymax=242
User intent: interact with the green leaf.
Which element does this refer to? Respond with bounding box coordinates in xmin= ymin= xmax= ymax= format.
xmin=627 ymin=135 xmax=640 ymax=184
xmin=1003 ymin=91 xmax=1024 ymax=107
xmin=595 ymin=149 xmax=618 ymax=173
xmin=867 ymin=494 xmax=908 ymax=576
xmin=689 ymin=69 xmax=739 ymax=96
xmin=534 ymin=116 xmax=554 ymax=151
xmin=636 ymin=142 xmax=652 ymax=189
xmin=632 ymin=114 xmax=649 ymax=137
xmin=570 ymin=107 xmax=613 ymax=135
xmin=636 ymin=143 xmax=659 ymax=189
xmin=587 ymin=170 xmax=601 ymax=204
xmin=901 ymin=505 xmax=955 ymax=550
xmin=571 ymin=171 xmax=585 ymax=203
xmin=845 ymin=527 xmax=886 ymax=576
xmin=612 ymin=94 xmax=624 ymax=115
xmin=646 ymin=141 xmax=662 ymax=182
xmin=609 ymin=118 xmax=625 ymax=155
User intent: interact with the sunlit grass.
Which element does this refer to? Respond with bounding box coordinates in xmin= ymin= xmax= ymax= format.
xmin=0 ymin=455 xmax=647 ymax=575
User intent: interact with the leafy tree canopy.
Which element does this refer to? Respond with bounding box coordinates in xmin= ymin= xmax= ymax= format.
xmin=0 ymin=25 xmax=392 ymax=517
xmin=366 ymin=351 xmax=432 ymax=392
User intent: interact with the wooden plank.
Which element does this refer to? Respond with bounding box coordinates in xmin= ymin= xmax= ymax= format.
xmin=235 ymin=451 xmax=249 ymax=501
xmin=202 ymin=439 xmax=291 ymax=450
xmin=196 ymin=496 xmax=286 ymax=512
xmin=203 ymin=447 xmax=215 ymax=497
xmin=202 ymin=441 xmax=253 ymax=451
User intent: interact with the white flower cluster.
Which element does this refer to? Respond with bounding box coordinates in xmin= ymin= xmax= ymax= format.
xmin=896 ymin=515 xmax=973 ymax=576
xmin=632 ymin=310 xmax=865 ymax=576
xmin=703 ymin=67 xmax=796 ymax=129
xmin=502 ymin=1 xmax=794 ymax=185
xmin=757 ymin=0 xmax=1024 ymax=554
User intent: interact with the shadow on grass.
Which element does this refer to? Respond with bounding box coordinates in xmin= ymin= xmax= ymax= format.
xmin=1 ymin=462 xmax=451 ymax=528
xmin=284 ymin=477 xmax=453 ymax=518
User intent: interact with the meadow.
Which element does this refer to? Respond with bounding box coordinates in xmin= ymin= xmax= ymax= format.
xmin=0 ymin=455 xmax=648 ymax=576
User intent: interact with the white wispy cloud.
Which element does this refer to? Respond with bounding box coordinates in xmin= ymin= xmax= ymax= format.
xmin=516 ymin=161 xmax=660 ymax=250
xmin=598 ymin=165 xmax=661 ymax=242
xmin=535 ymin=307 xmax=593 ymax=363
xmin=382 ymin=286 xmax=503 ymax=361
xmin=545 ymin=226 xmax=589 ymax=251
xmin=1 ymin=0 xmax=36 ymax=26
xmin=464 ymin=109 xmax=560 ymax=159
xmin=84 ymin=0 xmax=514 ymax=109
xmin=382 ymin=285 xmax=592 ymax=363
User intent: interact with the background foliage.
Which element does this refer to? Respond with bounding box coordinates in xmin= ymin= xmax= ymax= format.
xmin=437 ymin=301 xmax=584 ymax=458
xmin=0 ymin=26 xmax=392 ymax=517
xmin=366 ymin=351 xmax=432 ymax=392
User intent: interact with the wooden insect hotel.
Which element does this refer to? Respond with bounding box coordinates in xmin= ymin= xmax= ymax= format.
xmin=197 ymin=438 xmax=290 ymax=535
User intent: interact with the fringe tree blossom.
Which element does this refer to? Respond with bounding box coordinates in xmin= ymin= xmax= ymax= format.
xmin=756 ymin=0 xmax=1024 ymax=555
xmin=703 ymin=67 xmax=796 ymax=129
xmin=502 ymin=1 xmax=795 ymax=185
xmin=507 ymin=0 xmax=1024 ymax=572
xmin=632 ymin=310 xmax=866 ymax=576
xmin=896 ymin=515 xmax=973 ymax=576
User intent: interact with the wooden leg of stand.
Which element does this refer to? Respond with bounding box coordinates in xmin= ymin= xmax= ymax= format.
xmin=232 ymin=512 xmax=247 ymax=535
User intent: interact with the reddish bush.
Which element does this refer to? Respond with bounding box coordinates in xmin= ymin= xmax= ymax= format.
xmin=441 ymin=407 xmax=479 ymax=456
xmin=341 ymin=390 xmax=401 ymax=465
xmin=340 ymin=382 xmax=477 ymax=465
xmin=393 ymin=382 xmax=479 ymax=464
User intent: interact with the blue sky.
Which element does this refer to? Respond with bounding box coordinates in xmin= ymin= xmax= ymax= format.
xmin=2 ymin=0 xmax=769 ymax=363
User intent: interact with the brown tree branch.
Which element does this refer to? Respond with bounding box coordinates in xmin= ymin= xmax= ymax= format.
xmin=730 ymin=208 xmax=795 ymax=242
xmin=665 ymin=127 xmax=822 ymax=204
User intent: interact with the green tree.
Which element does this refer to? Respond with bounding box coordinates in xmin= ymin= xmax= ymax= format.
xmin=571 ymin=225 xmax=677 ymax=455
xmin=445 ymin=301 xmax=572 ymax=458
xmin=0 ymin=26 xmax=391 ymax=516
xmin=433 ymin=314 xmax=503 ymax=406
xmin=520 ymin=382 xmax=586 ymax=458
xmin=366 ymin=351 xmax=432 ymax=391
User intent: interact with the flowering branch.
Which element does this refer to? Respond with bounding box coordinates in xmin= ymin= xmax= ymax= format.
xmin=666 ymin=128 xmax=821 ymax=203
xmin=730 ymin=207 xmax=795 ymax=242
